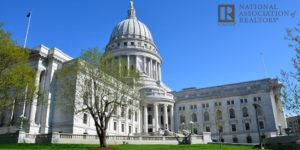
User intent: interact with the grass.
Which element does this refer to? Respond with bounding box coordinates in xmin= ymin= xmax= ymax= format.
xmin=0 ymin=143 xmax=262 ymax=150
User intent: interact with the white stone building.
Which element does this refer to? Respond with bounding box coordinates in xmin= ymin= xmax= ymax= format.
xmin=0 ymin=2 xmax=286 ymax=144
xmin=173 ymin=79 xmax=286 ymax=143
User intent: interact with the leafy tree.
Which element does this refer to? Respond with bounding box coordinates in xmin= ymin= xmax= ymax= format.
xmin=281 ymin=22 xmax=300 ymax=115
xmin=54 ymin=48 xmax=142 ymax=148
xmin=0 ymin=23 xmax=36 ymax=126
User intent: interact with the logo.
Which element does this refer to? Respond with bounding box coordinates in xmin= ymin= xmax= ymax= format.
xmin=218 ymin=5 xmax=235 ymax=23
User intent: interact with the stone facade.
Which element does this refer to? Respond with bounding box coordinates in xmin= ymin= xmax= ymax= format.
xmin=0 ymin=2 xmax=287 ymax=144
xmin=173 ymin=78 xmax=286 ymax=143
xmin=287 ymin=115 xmax=300 ymax=135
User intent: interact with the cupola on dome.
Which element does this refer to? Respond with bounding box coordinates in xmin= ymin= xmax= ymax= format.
xmin=109 ymin=2 xmax=153 ymax=43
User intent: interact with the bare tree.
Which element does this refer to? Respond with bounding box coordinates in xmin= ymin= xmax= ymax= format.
xmin=54 ymin=48 xmax=142 ymax=147
xmin=281 ymin=22 xmax=300 ymax=115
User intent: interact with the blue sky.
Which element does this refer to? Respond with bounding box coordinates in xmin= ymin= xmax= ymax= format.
xmin=1 ymin=0 xmax=299 ymax=92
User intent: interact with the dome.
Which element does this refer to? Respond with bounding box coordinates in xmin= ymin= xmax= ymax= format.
xmin=109 ymin=19 xmax=153 ymax=42
xmin=109 ymin=2 xmax=153 ymax=43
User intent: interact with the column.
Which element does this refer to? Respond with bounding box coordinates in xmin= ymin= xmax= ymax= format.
xmin=127 ymin=55 xmax=130 ymax=75
xmin=135 ymin=55 xmax=138 ymax=71
xmin=143 ymin=57 xmax=146 ymax=73
xmin=147 ymin=59 xmax=150 ymax=77
xmin=150 ymin=59 xmax=153 ymax=78
xmin=156 ymin=62 xmax=159 ymax=80
xmin=164 ymin=104 xmax=168 ymax=130
xmin=138 ymin=108 xmax=141 ymax=133
xmin=154 ymin=103 xmax=159 ymax=132
xmin=170 ymin=105 xmax=174 ymax=131
xmin=158 ymin=64 xmax=162 ymax=81
xmin=29 ymin=70 xmax=42 ymax=125
xmin=154 ymin=61 xmax=157 ymax=80
xmin=118 ymin=106 xmax=122 ymax=133
xmin=144 ymin=105 xmax=148 ymax=133
xmin=125 ymin=107 xmax=128 ymax=134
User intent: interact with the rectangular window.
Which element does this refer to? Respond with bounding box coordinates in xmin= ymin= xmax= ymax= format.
xmin=183 ymin=106 xmax=185 ymax=111
xmin=231 ymin=100 xmax=234 ymax=104
xmin=206 ymin=126 xmax=210 ymax=132
xmin=258 ymin=97 xmax=261 ymax=101
xmin=124 ymin=42 xmax=127 ymax=46
xmin=227 ymin=101 xmax=230 ymax=105
xmin=113 ymin=122 xmax=117 ymax=131
xmin=131 ymin=42 xmax=134 ymax=45
xmin=194 ymin=105 xmax=197 ymax=109
xmin=83 ymin=114 xmax=88 ymax=124
xmin=218 ymin=102 xmax=221 ymax=106
xmin=232 ymin=124 xmax=236 ymax=131
xmin=179 ymin=107 xmax=181 ymax=111
xmin=215 ymin=102 xmax=218 ymax=107
xmin=254 ymin=97 xmax=257 ymax=102
xmin=129 ymin=126 xmax=132 ymax=133
xmin=206 ymin=104 xmax=209 ymax=107
xmin=202 ymin=104 xmax=205 ymax=108
xmin=240 ymin=99 xmax=243 ymax=103
xmin=190 ymin=105 xmax=193 ymax=109
xmin=259 ymin=121 xmax=264 ymax=129
xmin=245 ymin=123 xmax=250 ymax=130
xmin=122 ymin=124 xmax=125 ymax=132
xmin=244 ymin=99 xmax=248 ymax=103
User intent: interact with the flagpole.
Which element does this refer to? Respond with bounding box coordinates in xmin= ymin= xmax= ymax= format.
xmin=260 ymin=52 xmax=268 ymax=78
xmin=23 ymin=9 xmax=32 ymax=48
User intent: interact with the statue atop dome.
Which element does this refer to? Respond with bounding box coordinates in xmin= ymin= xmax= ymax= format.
xmin=128 ymin=1 xmax=136 ymax=19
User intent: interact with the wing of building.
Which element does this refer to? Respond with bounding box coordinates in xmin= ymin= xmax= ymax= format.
xmin=0 ymin=2 xmax=286 ymax=144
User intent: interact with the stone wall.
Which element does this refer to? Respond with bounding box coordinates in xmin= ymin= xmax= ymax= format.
xmin=6 ymin=132 xmax=212 ymax=145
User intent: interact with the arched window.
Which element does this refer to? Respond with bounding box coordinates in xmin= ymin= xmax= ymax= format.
xmin=204 ymin=111 xmax=209 ymax=121
xmin=148 ymin=115 xmax=153 ymax=124
xmin=242 ymin=107 xmax=249 ymax=117
xmin=180 ymin=114 xmax=185 ymax=123
xmin=192 ymin=113 xmax=197 ymax=122
xmin=256 ymin=105 xmax=263 ymax=116
xmin=229 ymin=108 xmax=235 ymax=119
xmin=216 ymin=110 xmax=222 ymax=120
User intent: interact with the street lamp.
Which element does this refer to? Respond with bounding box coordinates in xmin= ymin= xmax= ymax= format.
xmin=17 ymin=115 xmax=27 ymax=132
xmin=278 ymin=124 xmax=282 ymax=135
xmin=189 ymin=121 xmax=194 ymax=135
xmin=253 ymin=103 xmax=263 ymax=149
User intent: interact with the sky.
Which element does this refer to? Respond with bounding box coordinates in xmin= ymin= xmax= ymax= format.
xmin=0 ymin=0 xmax=300 ymax=92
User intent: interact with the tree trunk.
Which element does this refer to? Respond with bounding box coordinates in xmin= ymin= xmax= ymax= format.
xmin=100 ymin=129 xmax=107 ymax=147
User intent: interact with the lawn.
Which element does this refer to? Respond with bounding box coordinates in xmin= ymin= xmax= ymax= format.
xmin=0 ymin=143 xmax=261 ymax=150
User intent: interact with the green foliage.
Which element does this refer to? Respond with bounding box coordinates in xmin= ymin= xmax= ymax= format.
xmin=281 ymin=22 xmax=300 ymax=115
xmin=0 ymin=23 xmax=36 ymax=126
xmin=54 ymin=47 xmax=142 ymax=147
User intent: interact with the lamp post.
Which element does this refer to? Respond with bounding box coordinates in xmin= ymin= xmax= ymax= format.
xmin=253 ymin=103 xmax=263 ymax=149
xmin=189 ymin=121 xmax=194 ymax=135
xmin=17 ymin=115 xmax=27 ymax=132
xmin=278 ymin=124 xmax=282 ymax=135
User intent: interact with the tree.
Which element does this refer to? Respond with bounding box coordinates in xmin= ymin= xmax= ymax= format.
xmin=54 ymin=48 xmax=142 ymax=148
xmin=0 ymin=23 xmax=36 ymax=126
xmin=281 ymin=22 xmax=300 ymax=115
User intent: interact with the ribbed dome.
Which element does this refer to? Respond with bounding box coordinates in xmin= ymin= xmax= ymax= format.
xmin=109 ymin=2 xmax=153 ymax=43
xmin=109 ymin=19 xmax=153 ymax=42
